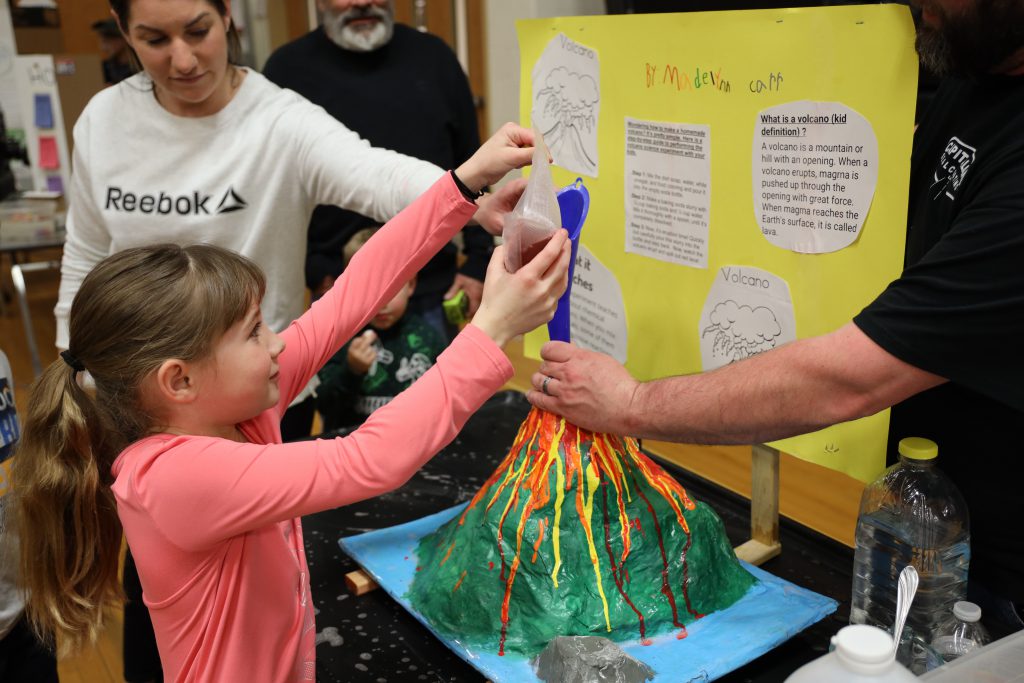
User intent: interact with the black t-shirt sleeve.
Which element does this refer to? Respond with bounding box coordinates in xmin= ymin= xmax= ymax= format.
xmin=854 ymin=150 xmax=1024 ymax=411
xmin=261 ymin=46 xmax=291 ymax=87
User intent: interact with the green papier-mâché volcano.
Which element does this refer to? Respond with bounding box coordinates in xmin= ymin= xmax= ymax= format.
xmin=408 ymin=408 xmax=756 ymax=656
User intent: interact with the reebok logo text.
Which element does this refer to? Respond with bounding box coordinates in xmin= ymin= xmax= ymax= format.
xmin=105 ymin=186 xmax=247 ymax=216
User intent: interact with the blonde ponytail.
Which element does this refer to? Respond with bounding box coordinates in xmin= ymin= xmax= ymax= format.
xmin=12 ymin=361 xmax=123 ymax=657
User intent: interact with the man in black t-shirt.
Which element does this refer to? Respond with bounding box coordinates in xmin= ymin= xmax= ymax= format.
xmin=529 ymin=0 xmax=1024 ymax=635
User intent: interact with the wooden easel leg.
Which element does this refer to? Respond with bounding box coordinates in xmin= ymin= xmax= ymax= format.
xmin=734 ymin=443 xmax=782 ymax=565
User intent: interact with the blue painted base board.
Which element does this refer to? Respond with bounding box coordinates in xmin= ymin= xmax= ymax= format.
xmin=340 ymin=503 xmax=837 ymax=682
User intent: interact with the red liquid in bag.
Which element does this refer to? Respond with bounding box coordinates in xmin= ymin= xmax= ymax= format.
xmin=506 ymin=215 xmax=557 ymax=272
xmin=519 ymin=234 xmax=552 ymax=267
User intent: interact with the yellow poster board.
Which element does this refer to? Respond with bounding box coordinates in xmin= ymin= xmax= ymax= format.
xmin=517 ymin=5 xmax=918 ymax=482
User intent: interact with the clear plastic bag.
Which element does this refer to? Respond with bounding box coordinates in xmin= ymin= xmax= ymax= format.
xmin=503 ymin=126 xmax=561 ymax=273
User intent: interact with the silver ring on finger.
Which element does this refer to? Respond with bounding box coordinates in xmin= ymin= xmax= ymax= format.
xmin=541 ymin=375 xmax=553 ymax=396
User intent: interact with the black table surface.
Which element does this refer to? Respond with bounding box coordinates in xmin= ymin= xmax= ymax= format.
xmin=303 ymin=391 xmax=854 ymax=682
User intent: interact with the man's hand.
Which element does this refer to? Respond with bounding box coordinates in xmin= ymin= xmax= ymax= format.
xmin=473 ymin=177 xmax=527 ymax=236
xmin=347 ymin=330 xmax=379 ymax=375
xmin=444 ymin=274 xmax=485 ymax=316
xmin=527 ymin=342 xmax=640 ymax=435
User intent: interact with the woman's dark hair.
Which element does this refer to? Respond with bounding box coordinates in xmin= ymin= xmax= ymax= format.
xmin=109 ymin=0 xmax=242 ymax=66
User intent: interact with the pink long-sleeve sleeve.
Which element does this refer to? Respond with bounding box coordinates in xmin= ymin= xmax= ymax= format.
xmin=109 ymin=177 xmax=513 ymax=683
xmin=118 ymin=325 xmax=510 ymax=551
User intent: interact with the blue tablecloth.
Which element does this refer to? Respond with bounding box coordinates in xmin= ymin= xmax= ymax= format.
xmin=340 ymin=503 xmax=837 ymax=682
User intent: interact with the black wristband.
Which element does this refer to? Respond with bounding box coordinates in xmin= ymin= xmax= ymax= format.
xmin=450 ymin=169 xmax=484 ymax=201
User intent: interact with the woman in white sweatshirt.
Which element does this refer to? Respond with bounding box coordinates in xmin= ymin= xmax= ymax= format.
xmin=56 ymin=0 xmax=519 ymax=436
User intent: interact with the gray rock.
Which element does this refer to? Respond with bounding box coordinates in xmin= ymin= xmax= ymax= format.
xmin=533 ymin=636 xmax=656 ymax=683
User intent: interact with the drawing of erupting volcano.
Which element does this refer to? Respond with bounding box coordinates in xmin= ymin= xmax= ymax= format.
xmin=408 ymin=408 xmax=756 ymax=657
xmin=536 ymin=67 xmax=600 ymax=176
xmin=702 ymin=300 xmax=783 ymax=363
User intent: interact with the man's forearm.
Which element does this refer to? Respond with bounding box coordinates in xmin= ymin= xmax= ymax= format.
xmin=626 ymin=339 xmax=859 ymax=444
xmin=624 ymin=323 xmax=945 ymax=445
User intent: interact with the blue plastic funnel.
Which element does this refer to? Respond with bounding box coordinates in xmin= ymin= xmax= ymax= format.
xmin=547 ymin=178 xmax=590 ymax=343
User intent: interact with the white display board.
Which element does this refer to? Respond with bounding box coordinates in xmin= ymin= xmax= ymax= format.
xmin=0 ymin=3 xmax=22 ymax=131
xmin=13 ymin=54 xmax=70 ymax=194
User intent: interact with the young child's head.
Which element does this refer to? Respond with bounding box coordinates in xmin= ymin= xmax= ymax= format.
xmin=68 ymin=243 xmax=267 ymax=434
xmin=12 ymin=243 xmax=266 ymax=655
xmin=344 ymin=226 xmax=415 ymax=332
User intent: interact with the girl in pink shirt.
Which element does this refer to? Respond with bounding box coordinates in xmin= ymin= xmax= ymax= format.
xmin=9 ymin=125 xmax=570 ymax=682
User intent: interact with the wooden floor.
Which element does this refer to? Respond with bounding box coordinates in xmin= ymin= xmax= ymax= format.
xmin=1 ymin=248 xmax=124 ymax=682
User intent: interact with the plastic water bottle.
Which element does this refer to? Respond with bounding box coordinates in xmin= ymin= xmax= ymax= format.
xmin=784 ymin=625 xmax=917 ymax=682
xmin=931 ymin=601 xmax=990 ymax=662
xmin=850 ymin=437 xmax=970 ymax=650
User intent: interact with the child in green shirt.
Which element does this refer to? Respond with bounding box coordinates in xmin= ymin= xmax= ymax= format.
xmin=316 ymin=228 xmax=446 ymax=433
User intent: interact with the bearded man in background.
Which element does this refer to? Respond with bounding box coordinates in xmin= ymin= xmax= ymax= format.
xmin=264 ymin=0 xmax=491 ymax=352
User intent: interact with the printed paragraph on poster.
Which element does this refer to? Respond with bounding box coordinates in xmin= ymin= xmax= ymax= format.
xmin=625 ymin=118 xmax=711 ymax=268
xmin=752 ymin=101 xmax=878 ymax=253
xmin=569 ymin=246 xmax=628 ymax=363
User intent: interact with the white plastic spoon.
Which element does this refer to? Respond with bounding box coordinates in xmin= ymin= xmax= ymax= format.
xmin=892 ymin=565 xmax=920 ymax=657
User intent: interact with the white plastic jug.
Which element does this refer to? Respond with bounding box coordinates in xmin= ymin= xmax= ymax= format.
xmin=784 ymin=625 xmax=918 ymax=682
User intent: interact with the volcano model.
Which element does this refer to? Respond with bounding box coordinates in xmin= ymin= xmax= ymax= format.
xmin=408 ymin=408 xmax=756 ymax=657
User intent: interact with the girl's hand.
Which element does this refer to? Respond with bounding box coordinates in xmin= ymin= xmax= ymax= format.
xmin=473 ymin=178 xmax=527 ymax=236
xmin=471 ymin=230 xmax=571 ymax=348
xmin=455 ymin=123 xmax=534 ymax=193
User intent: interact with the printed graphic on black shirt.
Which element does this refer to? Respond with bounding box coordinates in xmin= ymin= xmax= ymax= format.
xmin=932 ymin=136 xmax=976 ymax=201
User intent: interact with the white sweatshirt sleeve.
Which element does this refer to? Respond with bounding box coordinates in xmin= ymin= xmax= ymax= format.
xmin=54 ymin=114 xmax=112 ymax=350
xmin=284 ymin=94 xmax=446 ymax=222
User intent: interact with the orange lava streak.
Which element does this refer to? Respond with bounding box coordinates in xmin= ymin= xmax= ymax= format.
xmin=563 ymin=423 xmax=581 ymax=491
xmin=486 ymin=428 xmax=537 ymax=514
xmin=439 ymin=542 xmax=456 ymax=566
xmin=458 ymin=413 xmax=537 ymax=526
xmin=499 ymin=418 xmax=567 ymax=655
xmin=626 ymin=439 xmax=696 ymax=510
xmin=624 ymin=440 xmax=693 ymax=534
xmin=538 ymin=411 xmax=562 ymax=445
xmin=453 ymin=570 xmax=468 ymax=592
xmin=591 ymin=436 xmax=633 ymax=563
xmin=604 ymin=435 xmax=635 ymax=502
xmin=524 ymin=442 xmax=554 ymax=510
xmin=531 ymin=518 xmax=548 ymax=563
xmin=495 ymin=452 xmax=531 ymax=581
